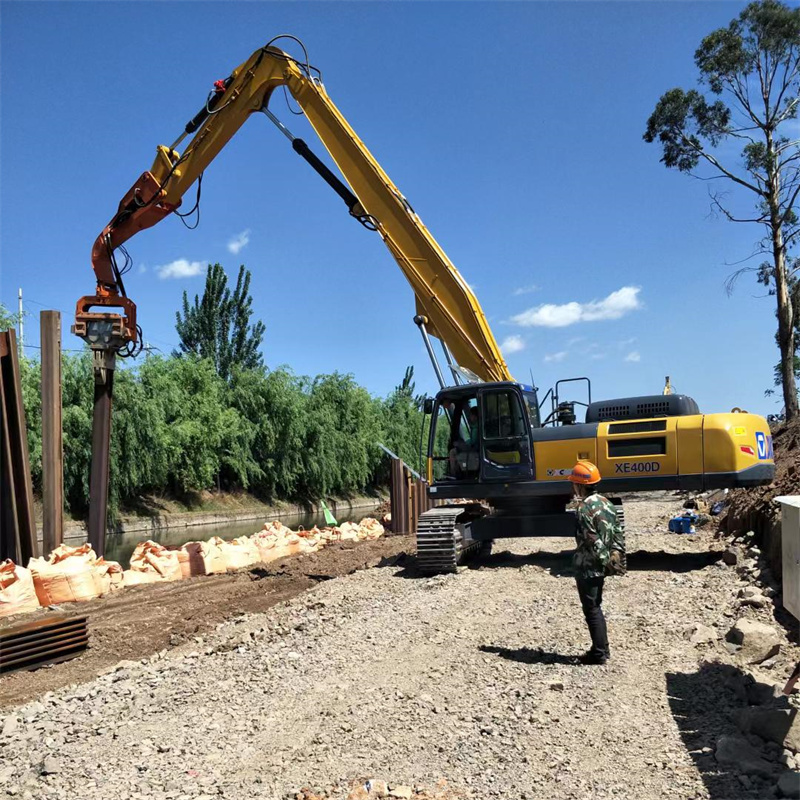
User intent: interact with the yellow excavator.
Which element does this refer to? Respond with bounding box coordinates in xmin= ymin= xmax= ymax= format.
xmin=73 ymin=38 xmax=774 ymax=570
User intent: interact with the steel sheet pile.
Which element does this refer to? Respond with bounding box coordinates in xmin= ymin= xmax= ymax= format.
xmin=0 ymin=517 xmax=385 ymax=618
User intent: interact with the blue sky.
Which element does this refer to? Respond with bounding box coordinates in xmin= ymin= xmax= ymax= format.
xmin=0 ymin=1 xmax=792 ymax=415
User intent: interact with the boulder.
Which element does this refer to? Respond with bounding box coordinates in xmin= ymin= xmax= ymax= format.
xmin=726 ymin=619 xmax=781 ymax=664
xmin=722 ymin=548 xmax=739 ymax=566
xmin=746 ymin=679 xmax=783 ymax=706
xmin=365 ymin=780 xmax=388 ymax=798
xmin=737 ymin=708 xmax=800 ymax=752
xmin=688 ymin=624 xmax=717 ymax=645
xmin=716 ymin=735 xmax=774 ymax=777
xmin=1 ymin=715 xmax=19 ymax=737
xmin=778 ymin=771 xmax=800 ymax=799
xmin=40 ymin=756 xmax=60 ymax=775
xmin=742 ymin=594 xmax=769 ymax=609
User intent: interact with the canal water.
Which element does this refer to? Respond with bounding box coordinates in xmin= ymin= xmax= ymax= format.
xmin=105 ymin=506 xmax=381 ymax=568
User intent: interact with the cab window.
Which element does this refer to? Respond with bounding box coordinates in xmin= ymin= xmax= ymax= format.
xmin=522 ymin=392 xmax=540 ymax=428
xmin=482 ymin=391 xmax=526 ymax=439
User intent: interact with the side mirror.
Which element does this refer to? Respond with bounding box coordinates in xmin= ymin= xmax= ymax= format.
xmin=423 ymin=398 xmax=435 ymax=415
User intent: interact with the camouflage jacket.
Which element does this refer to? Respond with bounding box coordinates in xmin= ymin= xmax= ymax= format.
xmin=573 ymin=493 xmax=625 ymax=579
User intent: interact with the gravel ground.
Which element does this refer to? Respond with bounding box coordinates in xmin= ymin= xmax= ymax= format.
xmin=1 ymin=494 xmax=798 ymax=800
xmin=0 ymin=536 xmax=411 ymax=708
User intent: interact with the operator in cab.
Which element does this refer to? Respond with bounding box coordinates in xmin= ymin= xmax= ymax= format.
xmin=569 ymin=460 xmax=625 ymax=665
xmin=449 ymin=405 xmax=480 ymax=477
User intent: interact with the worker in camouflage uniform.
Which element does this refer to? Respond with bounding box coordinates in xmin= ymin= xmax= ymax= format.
xmin=569 ymin=460 xmax=625 ymax=665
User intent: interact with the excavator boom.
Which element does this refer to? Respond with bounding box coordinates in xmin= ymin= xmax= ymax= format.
xmin=76 ymin=43 xmax=511 ymax=383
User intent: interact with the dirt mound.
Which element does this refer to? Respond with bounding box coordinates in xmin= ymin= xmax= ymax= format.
xmin=724 ymin=418 xmax=800 ymax=535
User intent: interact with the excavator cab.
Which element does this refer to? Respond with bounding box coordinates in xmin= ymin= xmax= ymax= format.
xmin=428 ymin=382 xmax=539 ymax=485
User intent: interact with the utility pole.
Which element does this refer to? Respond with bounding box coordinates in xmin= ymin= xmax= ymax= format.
xmin=17 ymin=288 xmax=23 ymax=355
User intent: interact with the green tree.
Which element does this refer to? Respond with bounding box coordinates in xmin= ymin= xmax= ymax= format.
xmin=300 ymin=373 xmax=382 ymax=498
xmin=175 ymin=263 xmax=266 ymax=380
xmin=644 ymin=0 xmax=800 ymax=418
xmin=0 ymin=303 xmax=21 ymax=331
xmin=61 ymin=352 xmax=94 ymax=514
xmin=228 ymin=366 xmax=307 ymax=499
xmin=19 ymin=353 xmax=428 ymax=518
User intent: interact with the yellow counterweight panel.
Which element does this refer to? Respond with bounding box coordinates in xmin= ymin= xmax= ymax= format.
xmin=534 ymin=438 xmax=598 ymax=481
xmin=676 ymin=415 xmax=704 ymax=475
xmin=596 ymin=419 xmax=679 ymax=479
xmin=703 ymin=413 xmax=774 ymax=474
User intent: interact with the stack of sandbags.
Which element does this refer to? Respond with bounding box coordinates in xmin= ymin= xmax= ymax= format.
xmin=124 ymin=540 xmax=182 ymax=586
xmin=0 ymin=560 xmax=40 ymax=617
xmin=170 ymin=547 xmax=192 ymax=580
xmin=28 ymin=544 xmax=109 ymax=605
xmin=337 ymin=521 xmax=362 ymax=542
xmin=179 ymin=539 xmax=227 ymax=577
xmin=357 ymin=517 xmax=385 ymax=540
xmin=316 ymin=526 xmax=342 ymax=545
xmin=215 ymin=536 xmax=262 ymax=571
xmin=253 ymin=525 xmax=322 ymax=562
xmin=261 ymin=520 xmax=291 ymax=537
xmin=94 ymin=557 xmax=124 ymax=594
xmin=296 ymin=526 xmax=325 ymax=553
xmin=250 ymin=528 xmax=297 ymax=564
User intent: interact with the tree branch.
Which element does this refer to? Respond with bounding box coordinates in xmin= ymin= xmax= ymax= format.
xmin=682 ymin=132 xmax=765 ymax=195
xmin=770 ymin=54 xmax=800 ymax=125
xmin=725 ymin=265 xmax=764 ymax=296
xmin=723 ymin=247 xmax=773 ymax=267
xmin=784 ymin=227 xmax=800 ymax=247
xmin=729 ymin=76 xmax=763 ymax=129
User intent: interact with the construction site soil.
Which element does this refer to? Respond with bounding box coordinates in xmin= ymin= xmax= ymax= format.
xmin=0 ymin=536 xmax=410 ymax=709
xmin=1 ymin=494 xmax=799 ymax=800
xmin=725 ymin=418 xmax=800 ymax=534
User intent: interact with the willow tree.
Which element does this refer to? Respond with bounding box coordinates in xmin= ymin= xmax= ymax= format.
xmin=644 ymin=0 xmax=800 ymax=418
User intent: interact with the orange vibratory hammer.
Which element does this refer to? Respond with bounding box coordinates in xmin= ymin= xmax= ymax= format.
xmin=73 ymin=170 xmax=181 ymax=350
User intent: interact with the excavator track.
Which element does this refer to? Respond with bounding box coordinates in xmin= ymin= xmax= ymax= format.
xmin=415 ymin=506 xmax=482 ymax=575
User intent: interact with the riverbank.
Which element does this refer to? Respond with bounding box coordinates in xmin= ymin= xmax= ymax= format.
xmin=41 ymin=492 xmax=386 ymax=549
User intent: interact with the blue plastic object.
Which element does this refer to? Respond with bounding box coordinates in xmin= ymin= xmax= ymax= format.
xmin=669 ymin=513 xmax=697 ymax=534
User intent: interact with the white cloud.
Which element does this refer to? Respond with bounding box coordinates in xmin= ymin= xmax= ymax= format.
xmin=227 ymin=229 xmax=251 ymax=255
xmin=156 ymin=259 xmax=206 ymax=280
xmin=617 ymin=337 xmax=637 ymax=348
xmin=625 ymin=351 xmax=641 ymax=363
xmin=500 ymin=335 xmax=525 ymax=355
xmin=513 ymin=284 xmax=539 ymax=296
xmin=544 ymin=351 xmax=568 ymax=363
xmin=511 ymin=286 xmax=642 ymax=328
xmin=138 ymin=264 xmax=147 ymax=274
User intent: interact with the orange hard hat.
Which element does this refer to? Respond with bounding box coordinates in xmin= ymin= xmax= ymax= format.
xmin=569 ymin=460 xmax=601 ymax=485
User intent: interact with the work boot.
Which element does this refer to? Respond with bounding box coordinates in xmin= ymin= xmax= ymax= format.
xmin=578 ymin=650 xmax=608 ymax=665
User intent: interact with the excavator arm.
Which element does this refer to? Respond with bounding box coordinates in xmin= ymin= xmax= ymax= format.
xmin=75 ymin=42 xmax=512 ymax=383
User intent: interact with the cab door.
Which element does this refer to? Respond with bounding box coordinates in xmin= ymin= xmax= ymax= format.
xmin=479 ymin=387 xmax=534 ymax=481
